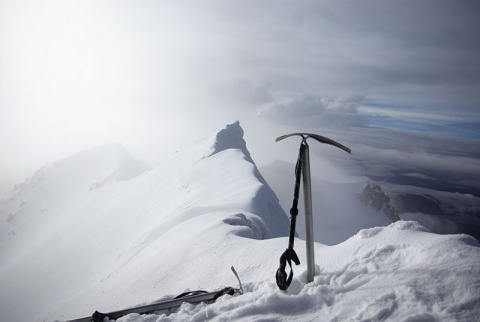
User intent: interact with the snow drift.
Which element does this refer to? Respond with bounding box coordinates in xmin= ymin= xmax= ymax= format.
xmin=0 ymin=121 xmax=479 ymax=322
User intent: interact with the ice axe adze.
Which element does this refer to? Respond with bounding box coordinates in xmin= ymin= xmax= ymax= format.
xmin=275 ymin=133 xmax=351 ymax=290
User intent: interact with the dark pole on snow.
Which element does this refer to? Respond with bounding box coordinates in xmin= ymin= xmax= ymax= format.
xmin=276 ymin=133 xmax=350 ymax=286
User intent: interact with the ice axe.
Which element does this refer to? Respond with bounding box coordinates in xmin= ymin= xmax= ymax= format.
xmin=275 ymin=133 xmax=351 ymax=290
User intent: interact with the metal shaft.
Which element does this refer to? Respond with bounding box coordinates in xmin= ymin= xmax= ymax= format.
xmin=276 ymin=132 xmax=351 ymax=289
xmin=302 ymin=141 xmax=315 ymax=283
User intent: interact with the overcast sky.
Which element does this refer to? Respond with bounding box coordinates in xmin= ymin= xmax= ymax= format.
xmin=1 ymin=0 xmax=479 ymax=194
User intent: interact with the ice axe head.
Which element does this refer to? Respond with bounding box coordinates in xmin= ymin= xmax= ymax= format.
xmin=276 ymin=133 xmax=351 ymax=154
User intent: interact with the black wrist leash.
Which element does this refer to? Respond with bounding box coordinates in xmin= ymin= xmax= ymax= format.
xmin=276 ymin=142 xmax=306 ymax=291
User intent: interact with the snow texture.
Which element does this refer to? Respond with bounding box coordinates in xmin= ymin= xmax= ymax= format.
xmin=0 ymin=122 xmax=479 ymax=322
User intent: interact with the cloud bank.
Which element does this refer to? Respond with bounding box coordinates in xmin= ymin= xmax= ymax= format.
xmin=0 ymin=0 xmax=479 ymax=200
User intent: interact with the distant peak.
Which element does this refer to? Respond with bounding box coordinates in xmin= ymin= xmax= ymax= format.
xmin=13 ymin=143 xmax=151 ymax=195
xmin=210 ymin=121 xmax=253 ymax=163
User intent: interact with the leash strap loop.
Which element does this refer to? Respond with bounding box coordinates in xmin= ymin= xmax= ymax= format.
xmin=276 ymin=248 xmax=300 ymax=290
xmin=276 ymin=141 xmax=306 ymax=290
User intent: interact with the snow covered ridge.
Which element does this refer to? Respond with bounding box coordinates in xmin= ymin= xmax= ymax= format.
xmin=3 ymin=143 xmax=151 ymax=202
xmin=0 ymin=121 xmax=290 ymax=321
xmin=0 ymin=143 xmax=151 ymax=247
xmin=1 ymin=121 xmax=479 ymax=322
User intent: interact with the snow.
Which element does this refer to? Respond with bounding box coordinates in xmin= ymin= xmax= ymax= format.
xmin=0 ymin=121 xmax=479 ymax=322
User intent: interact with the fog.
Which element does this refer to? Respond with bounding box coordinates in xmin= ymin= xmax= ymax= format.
xmin=1 ymin=0 xmax=479 ymax=197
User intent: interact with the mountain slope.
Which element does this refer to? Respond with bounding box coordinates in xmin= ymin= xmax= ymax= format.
xmin=0 ymin=122 xmax=290 ymax=322
xmin=0 ymin=122 xmax=479 ymax=322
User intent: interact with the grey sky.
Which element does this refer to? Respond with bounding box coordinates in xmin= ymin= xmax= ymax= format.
xmin=1 ymin=0 xmax=479 ymax=193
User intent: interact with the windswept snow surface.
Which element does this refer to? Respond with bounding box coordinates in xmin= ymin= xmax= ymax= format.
xmin=112 ymin=222 xmax=480 ymax=322
xmin=0 ymin=122 xmax=479 ymax=322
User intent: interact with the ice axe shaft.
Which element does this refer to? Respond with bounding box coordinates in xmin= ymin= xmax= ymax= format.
xmin=301 ymin=142 xmax=315 ymax=283
xmin=276 ymin=133 xmax=351 ymax=287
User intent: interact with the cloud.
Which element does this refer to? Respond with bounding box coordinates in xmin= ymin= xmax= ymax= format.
xmin=1 ymin=0 xmax=479 ymax=199
xmin=326 ymin=95 xmax=366 ymax=113
xmin=400 ymin=212 xmax=461 ymax=235
xmin=328 ymin=127 xmax=480 ymax=196
xmin=259 ymin=96 xmax=326 ymax=122
xmin=207 ymin=80 xmax=273 ymax=106
xmin=287 ymin=0 xmax=480 ymax=109
xmin=257 ymin=94 xmax=368 ymax=129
